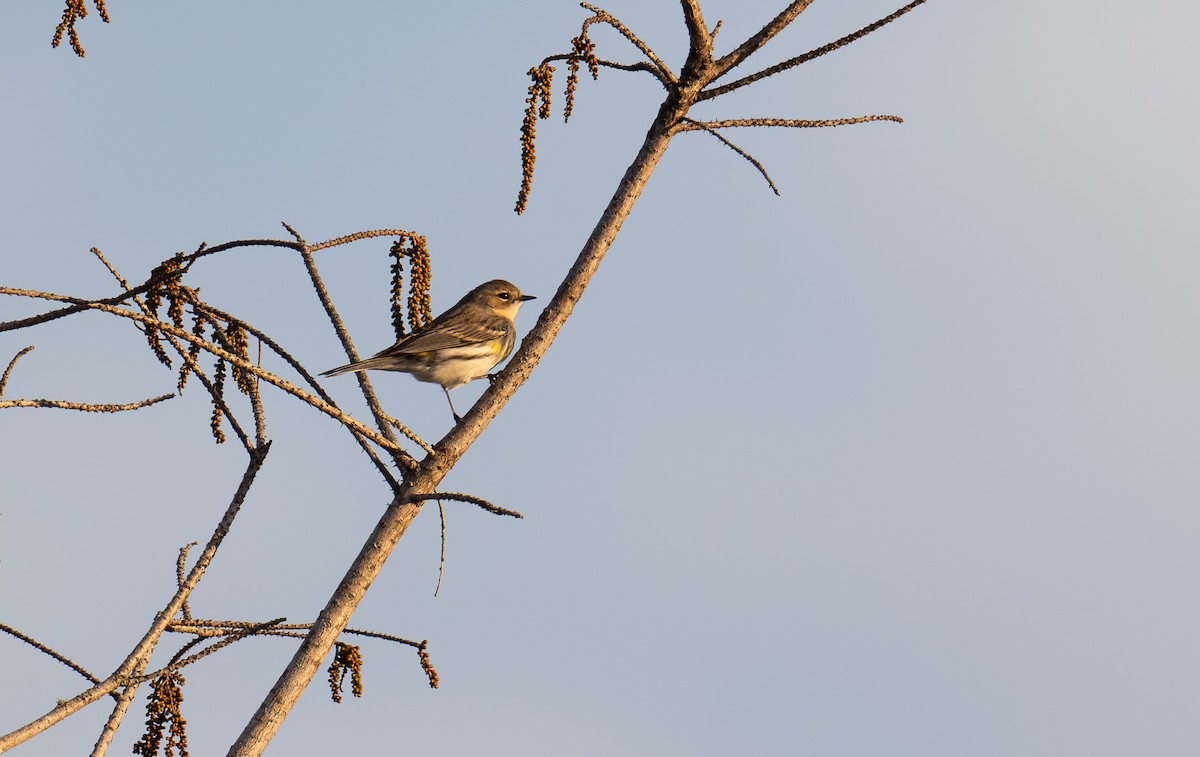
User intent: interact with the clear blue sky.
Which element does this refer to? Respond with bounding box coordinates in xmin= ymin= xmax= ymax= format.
xmin=4 ymin=1 xmax=1199 ymax=755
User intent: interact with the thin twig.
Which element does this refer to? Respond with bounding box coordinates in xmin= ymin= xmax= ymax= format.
xmin=540 ymin=54 xmax=670 ymax=87
xmin=298 ymin=246 xmax=408 ymax=456
xmin=281 ymin=222 xmax=305 ymax=245
xmin=189 ymin=298 xmax=406 ymax=490
xmin=0 ymin=623 xmax=106 ymax=689
xmin=579 ymin=2 xmax=676 ymax=84
xmin=309 ymin=229 xmax=414 ymax=253
xmin=0 ymin=394 xmax=174 ymax=413
xmin=165 ymin=620 xmax=424 ymax=649
xmin=341 ymin=628 xmax=424 ymax=648
xmin=677 ymin=115 xmax=905 ymax=130
xmin=396 ymin=492 xmax=523 ymax=519
xmin=678 ymin=118 xmax=780 ymax=195
xmin=251 ymin=338 xmax=267 ymax=446
xmin=701 ymin=0 xmax=929 ymax=101
xmin=711 ymin=0 xmax=816 ymax=78
xmin=132 ymin=619 xmax=288 ymax=684
xmin=0 ymin=287 xmax=419 ymax=458
xmin=0 ymin=346 xmax=35 ymax=398
xmin=88 ymin=247 xmax=130 ymax=291
xmin=181 ymin=310 xmax=259 ymax=452
xmin=177 ymin=543 xmax=198 ymax=621
xmin=374 ymin=410 xmax=427 ymax=456
xmin=299 ymin=242 xmax=428 ymax=467
xmin=0 ymin=231 xmax=409 ymax=335
xmin=435 ymin=500 xmax=447 ymax=596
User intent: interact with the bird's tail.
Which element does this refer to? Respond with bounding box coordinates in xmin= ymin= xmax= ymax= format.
xmin=320 ymin=356 xmax=393 ymax=378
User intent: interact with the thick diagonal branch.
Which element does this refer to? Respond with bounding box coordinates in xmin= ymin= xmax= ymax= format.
xmin=228 ymin=2 xmax=925 ymax=752
xmin=227 ymin=69 xmax=688 ymax=757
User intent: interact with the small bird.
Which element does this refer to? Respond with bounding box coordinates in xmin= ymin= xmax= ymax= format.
xmin=321 ymin=280 xmax=535 ymax=422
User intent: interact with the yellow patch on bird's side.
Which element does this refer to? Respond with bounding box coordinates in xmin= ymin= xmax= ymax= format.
xmin=488 ymin=340 xmax=503 ymax=354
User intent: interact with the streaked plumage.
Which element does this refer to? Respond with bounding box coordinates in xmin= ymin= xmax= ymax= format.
xmin=321 ymin=280 xmax=535 ymax=421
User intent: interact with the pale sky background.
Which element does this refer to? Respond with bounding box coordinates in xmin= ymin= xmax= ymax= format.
xmin=3 ymin=1 xmax=1199 ymax=755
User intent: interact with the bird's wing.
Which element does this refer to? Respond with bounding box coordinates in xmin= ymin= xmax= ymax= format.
xmin=377 ymin=311 xmax=510 ymax=356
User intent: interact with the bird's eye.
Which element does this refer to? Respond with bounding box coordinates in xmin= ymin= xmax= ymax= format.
xmin=498 ymin=292 xmax=511 ymax=301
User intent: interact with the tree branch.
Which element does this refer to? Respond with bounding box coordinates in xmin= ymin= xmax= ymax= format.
xmin=0 ymin=287 xmax=424 ymax=459
xmin=0 ymin=231 xmax=408 ymax=336
xmin=677 ymin=118 xmax=780 ymax=195
xmin=0 ymin=346 xmax=36 ymax=398
xmin=701 ymin=0 xmax=929 ymax=101
xmin=0 ymin=623 xmax=104 ymax=688
xmin=228 ymin=68 xmax=686 ymax=757
xmin=677 ymin=115 xmax=905 ymax=130
xmin=396 ymin=491 xmax=524 ymax=519
xmin=712 ymin=0 xmax=816 ymax=78
xmin=541 ymin=54 xmax=671 ymax=87
xmin=580 ymin=2 xmax=676 ymax=84
xmin=0 ymin=394 xmax=174 ymax=413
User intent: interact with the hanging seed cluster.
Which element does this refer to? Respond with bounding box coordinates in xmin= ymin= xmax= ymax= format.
xmin=132 ymin=672 xmax=189 ymax=757
xmin=418 ymin=640 xmax=440 ymax=689
xmin=388 ymin=235 xmax=432 ymax=340
xmin=327 ymin=642 xmax=364 ymax=703
xmin=565 ymin=28 xmax=600 ymax=122
xmin=516 ymin=63 xmax=556 ymax=215
xmin=51 ymin=0 xmax=109 ymax=58
xmin=142 ymin=253 xmax=256 ymax=444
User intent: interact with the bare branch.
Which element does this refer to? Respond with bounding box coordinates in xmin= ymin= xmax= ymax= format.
xmin=0 ymin=286 xmax=424 ymax=459
xmin=187 ymin=298 xmax=407 ymax=490
xmin=580 ymin=2 xmax=676 ymax=84
xmin=0 ymin=623 xmax=105 ymax=688
xmin=299 ymin=246 xmax=404 ymax=453
xmin=340 ymin=628 xmax=425 ymax=648
xmin=680 ymin=0 xmax=712 ymax=62
xmin=678 ymin=0 xmax=715 ymax=82
xmin=234 ymin=0 xmax=931 ymax=745
xmin=88 ymin=247 xmax=131 ymax=291
xmin=133 ymin=619 xmax=289 ymax=683
xmin=541 ymin=54 xmax=670 ymax=87
xmin=396 ymin=491 xmax=524 ymax=519
xmin=702 ymin=0 xmax=929 ymax=101
xmin=0 ymin=231 xmax=408 ymax=335
xmin=0 ymin=393 xmax=174 ymax=413
xmin=0 ymin=346 xmax=35 ymax=398
xmin=152 ymin=306 xmax=256 ymax=453
xmin=249 ymin=339 xmax=267 ymax=446
xmin=435 ymin=500 xmax=447 ymax=596
xmin=712 ymin=0 xmax=816 ymax=78
xmin=678 ymin=118 xmax=779 ymax=195
xmin=176 ymin=543 xmax=198 ymax=621
xmin=166 ymin=620 xmax=424 ymax=650
xmin=677 ymin=115 xmax=905 ymax=130
xmin=309 ymin=228 xmax=413 ymax=253
xmin=90 ymin=684 xmax=138 ymax=757
xmin=281 ymin=222 xmax=305 ymax=245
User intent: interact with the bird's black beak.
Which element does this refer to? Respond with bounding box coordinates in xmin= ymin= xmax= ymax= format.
xmin=519 ymin=294 xmax=536 ymax=301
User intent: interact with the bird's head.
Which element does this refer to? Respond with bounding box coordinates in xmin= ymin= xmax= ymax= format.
xmin=469 ymin=279 xmax=536 ymax=319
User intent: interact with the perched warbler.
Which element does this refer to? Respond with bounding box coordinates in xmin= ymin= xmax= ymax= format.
xmin=321 ymin=279 xmax=535 ymax=422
